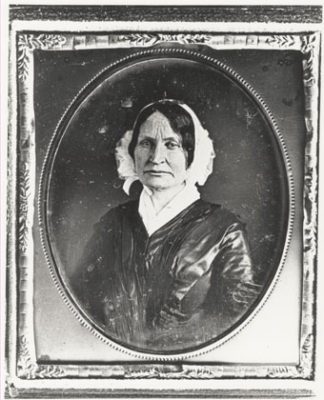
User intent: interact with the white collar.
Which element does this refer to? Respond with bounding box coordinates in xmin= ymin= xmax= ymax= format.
xmin=138 ymin=184 xmax=200 ymax=236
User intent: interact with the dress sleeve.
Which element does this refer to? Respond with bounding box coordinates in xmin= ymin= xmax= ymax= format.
xmin=214 ymin=222 xmax=261 ymax=317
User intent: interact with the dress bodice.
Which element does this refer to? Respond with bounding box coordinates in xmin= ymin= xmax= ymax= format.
xmin=72 ymin=200 xmax=259 ymax=352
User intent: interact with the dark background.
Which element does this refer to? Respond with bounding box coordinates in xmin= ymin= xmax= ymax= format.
xmin=33 ymin=45 xmax=305 ymax=355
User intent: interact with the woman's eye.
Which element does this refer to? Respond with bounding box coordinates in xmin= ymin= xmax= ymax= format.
xmin=139 ymin=139 xmax=151 ymax=147
xmin=165 ymin=141 xmax=180 ymax=149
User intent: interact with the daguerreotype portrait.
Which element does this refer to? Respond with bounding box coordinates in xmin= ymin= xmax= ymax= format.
xmin=5 ymin=4 xmax=322 ymax=399
xmin=45 ymin=56 xmax=287 ymax=354
xmin=59 ymin=96 xmax=261 ymax=353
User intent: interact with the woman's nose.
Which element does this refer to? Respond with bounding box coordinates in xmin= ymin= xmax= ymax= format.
xmin=150 ymin=142 xmax=166 ymax=164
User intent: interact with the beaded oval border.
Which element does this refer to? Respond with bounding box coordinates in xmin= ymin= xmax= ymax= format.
xmin=38 ymin=48 xmax=295 ymax=361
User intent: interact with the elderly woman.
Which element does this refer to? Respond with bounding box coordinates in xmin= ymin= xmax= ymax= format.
xmin=72 ymin=99 xmax=259 ymax=352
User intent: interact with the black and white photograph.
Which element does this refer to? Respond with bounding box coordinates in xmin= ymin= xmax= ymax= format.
xmin=41 ymin=52 xmax=289 ymax=354
xmin=3 ymin=3 xmax=323 ymax=399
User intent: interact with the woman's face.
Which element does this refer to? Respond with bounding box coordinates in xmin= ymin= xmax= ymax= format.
xmin=134 ymin=111 xmax=188 ymax=192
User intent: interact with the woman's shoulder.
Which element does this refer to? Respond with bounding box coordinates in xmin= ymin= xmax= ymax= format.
xmin=197 ymin=199 xmax=242 ymax=223
xmin=193 ymin=199 xmax=245 ymax=234
xmin=94 ymin=200 xmax=138 ymax=229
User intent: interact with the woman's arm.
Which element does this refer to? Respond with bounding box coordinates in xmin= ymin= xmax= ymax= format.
xmin=213 ymin=222 xmax=261 ymax=317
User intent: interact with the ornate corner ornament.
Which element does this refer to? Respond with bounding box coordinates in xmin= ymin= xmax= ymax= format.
xmin=9 ymin=31 xmax=319 ymax=385
xmin=17 ymin=336 xmax=66 ymax=379
xmin=17 ymin=34 xmax=66 ymax=81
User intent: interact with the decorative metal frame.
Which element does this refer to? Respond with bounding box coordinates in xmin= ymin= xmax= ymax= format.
xmin=6 ymin=25 xmax=320 ymax=398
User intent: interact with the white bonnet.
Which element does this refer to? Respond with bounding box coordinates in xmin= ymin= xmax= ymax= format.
xmin=115 ymin=100 xmax=215 ymax=195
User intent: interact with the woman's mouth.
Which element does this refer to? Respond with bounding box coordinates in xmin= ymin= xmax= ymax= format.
xmin=144 ymin=170 xmax=173 ymax=176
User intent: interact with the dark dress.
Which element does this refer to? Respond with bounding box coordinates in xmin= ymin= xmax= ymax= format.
xmin=71 ymin=199 xmax=260 ymax=352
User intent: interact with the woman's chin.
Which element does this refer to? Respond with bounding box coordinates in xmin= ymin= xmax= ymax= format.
xmin=142 ymin=176 xmax=171 ymax=189
xmin=144 ymin=183 xmax=171 ymax=192
xmin=142 ymin=178 xmax=185 ymax=193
